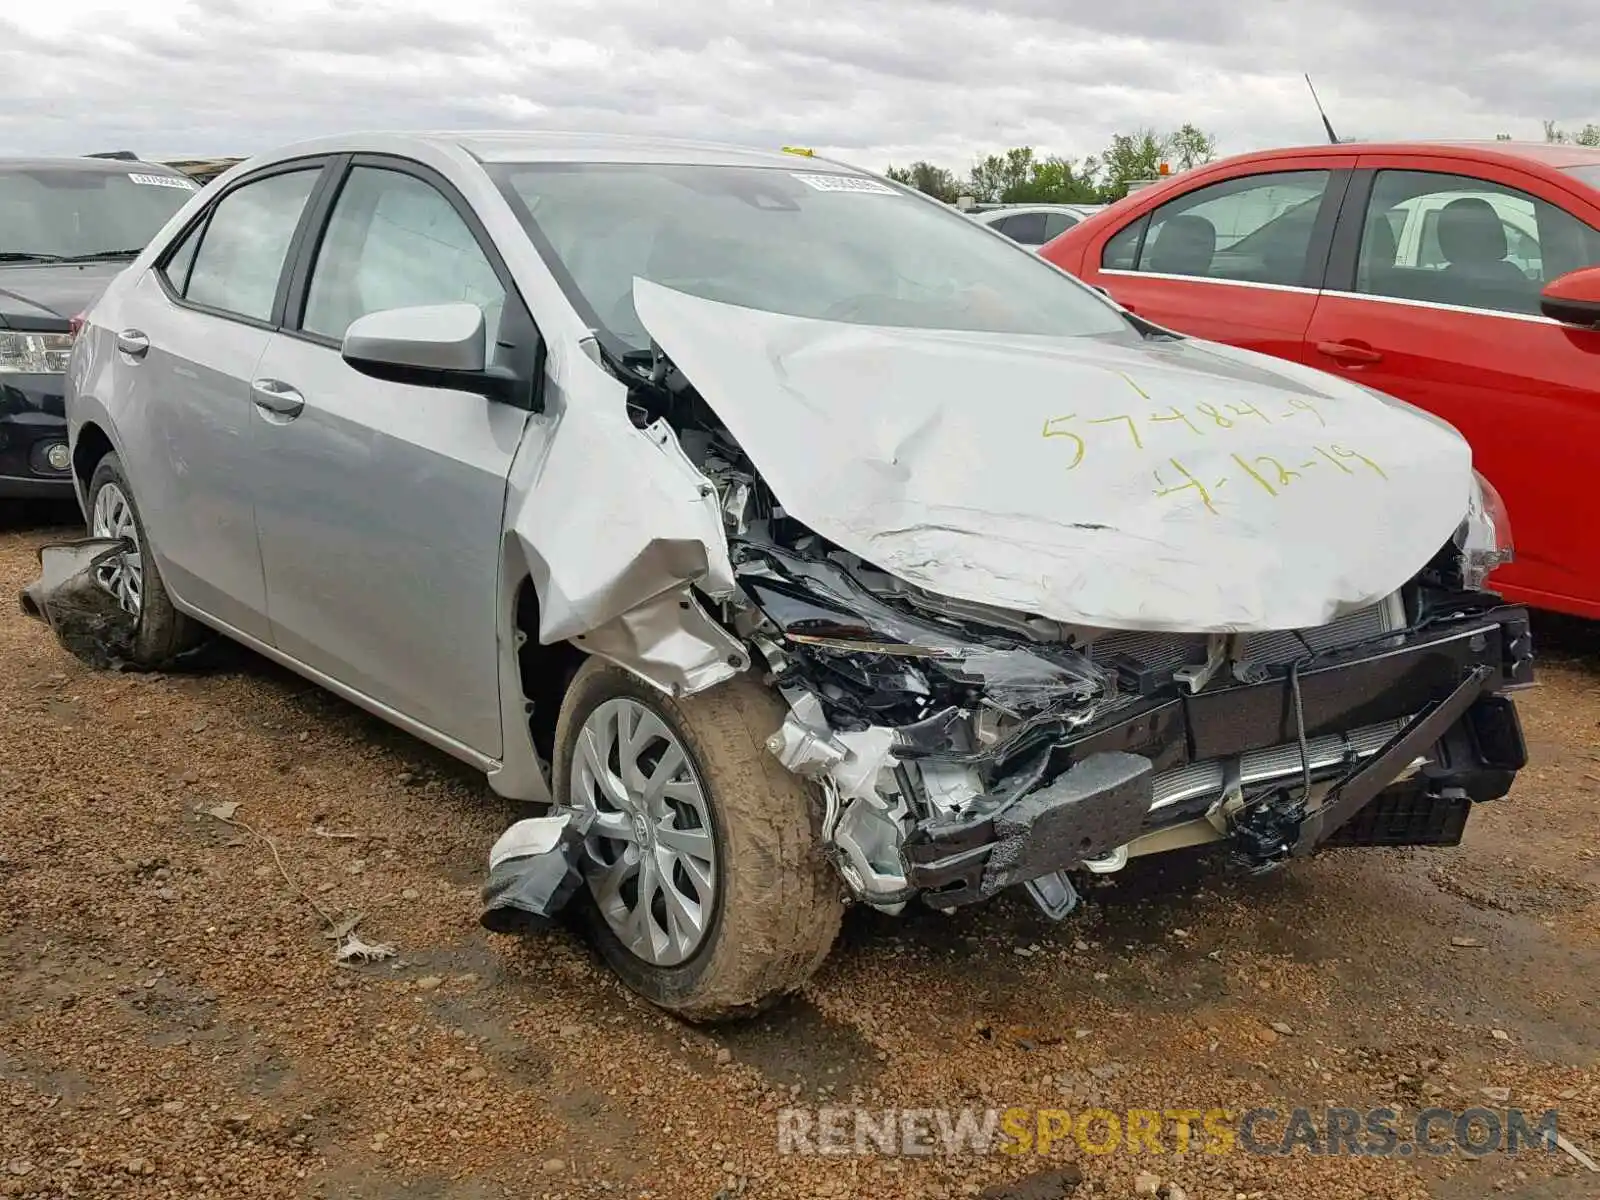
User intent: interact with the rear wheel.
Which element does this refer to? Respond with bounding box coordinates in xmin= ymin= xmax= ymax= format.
xmin=87 ymin=452 xmax=206 ymax=667
xmin=553 ymin=659 xmax=842 ymax=1022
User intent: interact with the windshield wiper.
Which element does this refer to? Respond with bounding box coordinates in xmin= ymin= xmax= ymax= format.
xmin=0 ymin=252 xmax=66 ymax=263
xmin=56 ymin=249 xmax=143 ymax=263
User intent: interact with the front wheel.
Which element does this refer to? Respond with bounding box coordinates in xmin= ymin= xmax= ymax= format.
xmin=552 ymin=659 xmax=842 ymax=1022
xmin=86 ymin=452 xmax=206 ymax=667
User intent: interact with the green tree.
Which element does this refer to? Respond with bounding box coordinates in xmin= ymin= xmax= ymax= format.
xmin=968 ymin=147 xmax=1038 ymax=202
xmin=1167 ymin=123 xmax=1218 ymax=171
xmin=885 ymin=160 xmax=962 ymax=203
xmin=1545 ymin=119 xmax=1600 ymax=147
xmin=1094 ymin=128 xmax=1170 ymax=201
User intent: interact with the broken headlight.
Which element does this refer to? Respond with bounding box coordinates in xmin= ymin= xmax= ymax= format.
xmin=1454 ymin=470 xmax=1514 ymax=591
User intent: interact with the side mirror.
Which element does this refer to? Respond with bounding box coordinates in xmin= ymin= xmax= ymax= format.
xmin=1539 ymin=265 xmax=1600 ymax=329
xmin=341 ymin=303 xmax=532 ymax=407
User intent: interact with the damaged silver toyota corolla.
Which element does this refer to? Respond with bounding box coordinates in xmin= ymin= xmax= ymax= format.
xmin=52 ymin=133 xmax=1533 ymax=1021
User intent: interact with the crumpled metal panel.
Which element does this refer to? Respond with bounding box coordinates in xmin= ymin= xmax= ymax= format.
xmin=507 ymin=365 xmax=741 ymax=694
xmin=633 ymin=279 xmax=1476 ymax=634
xmin=576 ymin=587 xmax=747 ymax=696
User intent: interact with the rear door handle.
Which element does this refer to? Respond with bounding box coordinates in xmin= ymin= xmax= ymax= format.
xmin=1315 ymin=339 xmax=1383 ymax=365
xmin=251 ymin=378 xmax=305 ymax=420
xmin=116 ymin=329 xmax=149 ymax=359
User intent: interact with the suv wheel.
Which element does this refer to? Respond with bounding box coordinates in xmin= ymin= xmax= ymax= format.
xmin=553 ymin=659 xmax=842 ymax=1021
xmin=87 ymin=452 xmax=206 ymax=666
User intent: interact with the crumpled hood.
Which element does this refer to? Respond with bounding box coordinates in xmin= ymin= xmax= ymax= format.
xmin=634 ymin=280 xmax=1475 ymax=633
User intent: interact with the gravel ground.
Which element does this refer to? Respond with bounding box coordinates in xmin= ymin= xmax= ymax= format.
xmin=1 ymin=501 xmax=1597 ymax=1200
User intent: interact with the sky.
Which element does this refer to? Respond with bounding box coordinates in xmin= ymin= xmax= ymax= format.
xmin=3 ymin=0 xmax=1596 ymax=171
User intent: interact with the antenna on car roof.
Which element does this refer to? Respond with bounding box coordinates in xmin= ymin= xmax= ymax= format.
xmin=1304 ymin=75 xmax=1340 ymax=145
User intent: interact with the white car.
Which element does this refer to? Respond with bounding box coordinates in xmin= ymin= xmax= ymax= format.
xmin=972 ymin=203 xmax=1103 ymax=248
xmin=55 ymin=132 xmax=1531 ymax=1021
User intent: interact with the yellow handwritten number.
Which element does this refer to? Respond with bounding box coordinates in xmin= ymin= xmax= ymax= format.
xmin=1041 ymin=415 xmax=1086 ymax=470
xmin=1153 ymin=458 xmax=1219 ymax=514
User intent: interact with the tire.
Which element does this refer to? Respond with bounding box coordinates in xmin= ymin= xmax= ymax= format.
xmin=86 ymin=452 xmax=206 ymax=667
xmin=553 ymin=658 xmax=842 ymax=1022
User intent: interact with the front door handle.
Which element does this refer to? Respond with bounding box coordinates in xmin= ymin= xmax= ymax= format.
xmin=251 ymin=378 xmax=305 ymax=419
xmin=1315 ymin=339 xmax=1384 ymax=365
xmin=115 ymin=329 xmax=149 ymax=359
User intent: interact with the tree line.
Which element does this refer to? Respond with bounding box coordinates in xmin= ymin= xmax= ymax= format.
xmin=887 ymin=118 xmax=1600 ymax=208
xmin=886 ymin=124 xmax=1218 ymax=206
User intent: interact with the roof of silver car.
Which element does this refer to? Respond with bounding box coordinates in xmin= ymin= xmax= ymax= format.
xmin=263 ymin=130 xmax=862 ymax=171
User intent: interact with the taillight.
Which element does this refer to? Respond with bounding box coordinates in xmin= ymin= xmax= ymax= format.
xmin=68 ymin=311 xmax=87 ymax=339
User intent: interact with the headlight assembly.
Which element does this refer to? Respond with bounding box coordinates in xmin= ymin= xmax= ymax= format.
xmin=1455 ymin=470 xmax=1514 ymax=590
xmin=0 ymin=331 xmax=73 ymax=374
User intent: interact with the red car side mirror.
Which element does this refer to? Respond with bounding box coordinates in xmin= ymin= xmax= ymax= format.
xmin=1540 ymin=265 xmax=1600 ymax=329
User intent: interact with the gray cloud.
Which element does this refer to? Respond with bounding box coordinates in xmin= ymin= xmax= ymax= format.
xmin=0 ymin=0 xmax=1595 ymax=168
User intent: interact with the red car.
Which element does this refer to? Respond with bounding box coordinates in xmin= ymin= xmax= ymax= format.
xmin=1042 ymin=141 xmax=1600 ymax=620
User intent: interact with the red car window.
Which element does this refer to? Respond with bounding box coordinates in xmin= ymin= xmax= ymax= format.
xmin=1101 ymin=170 xmax=1333 ymax=288
xmin=1352 ymin=169 xmax=1600 ymax=317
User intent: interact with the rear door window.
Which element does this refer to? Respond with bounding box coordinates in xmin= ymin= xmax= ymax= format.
xmin=182 ymin=170 xmax=321 ymax=322
xmin=1110 ymin=171 xmax=1333 ymax=287
xmin=998 ymin=212 xmax=1048 ymax=245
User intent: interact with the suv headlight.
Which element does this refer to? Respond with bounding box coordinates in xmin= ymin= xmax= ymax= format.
xmin=0 ymin=331 xmax=74 ymax=374
xmin=1455 ymin=471 xmax=1514 ymax=590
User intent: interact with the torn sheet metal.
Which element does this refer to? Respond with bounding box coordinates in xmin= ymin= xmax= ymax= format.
xmin=509 ymin=396 xmax=734 ymax=646
xmin=505 ymin=356 xmax=741 ymax=695
xmin=479 ymin=811 xmax=589 ymax=933
xmin=633 ymin=279 xmax=1476 ymax=634
xmin=18 ymin=537 xmax=138 ymax=669
xmin=575 ymin=586 xmax=747 ymax=697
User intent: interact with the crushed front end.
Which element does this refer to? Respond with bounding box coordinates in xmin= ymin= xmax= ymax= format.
xmin=719 ymin=496 xmax=1532 ymax=920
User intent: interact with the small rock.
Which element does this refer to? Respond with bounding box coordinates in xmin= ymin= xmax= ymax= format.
xmin=1271 ymin=1022 xmax=1294 ymax=1037
xmin=400 ymin=888 xmax=420 ymax=901
xmin=1490 ymin=1029 xmax=1511 ymax=1042
xmin=1092 ymin=972 xmax=1109 ymax=982
xmin=461 ymin=1066 xmax=487 ymax=1083
xmin=4 ymin=1163 xmax=32 ymax=1178
xmin=1451 ymin=936 xmax=1484 ymax=948
xmin=542 ymin=1158 xmax=565 ymax=1174
xmin=715 ymin=1047 xmax=733 ymax=1065
xmin=1171 ymin=928 xmax=1190 ymax=939
xmin=1257 ymin=1028 xmax=1280 ymax=1046
xmin=161 ymin=1101 xmax=185 ymax=1115
xmin=1134 ymin=1171 xmax=1162 ymax=1195
xmin=345 ymin=861 xmax=366 ymax=876
xmin=298 ymin=731 xmax=310 ymax=742
xmin=125 ymin=1158 xmax=155 ymax=1176
xmin=222 ymin=1113 xmax=252 ymax=1131
xmin=559 ymin=1024 xmax=583 ymax=1039
xmin=1074 ymin=939 xmax=1091 ymax=951
xmin=415 ymin=975 xmax=443 ymax=992
xmin=1481 ymin=1086 xmax=1512 ymax=1102
xmin=1163 ymin=1186 xmax=1188 ymax=1200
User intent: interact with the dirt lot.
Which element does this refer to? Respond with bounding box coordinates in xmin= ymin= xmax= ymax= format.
xmin=1 ymin=502 xmax=1597 ymax=1200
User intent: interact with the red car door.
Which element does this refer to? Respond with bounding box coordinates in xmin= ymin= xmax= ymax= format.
xmin=1303 ymin=154 xmax=1600 ymax=619
xmin=1045 ymin=153 xmax=1357 ymax=363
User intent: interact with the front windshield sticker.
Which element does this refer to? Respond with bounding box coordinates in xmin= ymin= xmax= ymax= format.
xmin=790 ymin=173 xmax=898 ymax=195
xmin=127 ymin=173 xmax=197 ymax=190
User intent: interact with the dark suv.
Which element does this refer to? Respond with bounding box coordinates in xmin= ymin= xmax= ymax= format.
xmin=1 ymin=157 xmax=197 ymax=497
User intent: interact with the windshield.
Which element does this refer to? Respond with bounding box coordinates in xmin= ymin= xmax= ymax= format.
xmin=491 ymin=162 xmax=1131 ymax=347
xmin=0 ymin=167 xmax=197 ymax=260
xmin=1563 ymin=164 xmax=1600 ymax=189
